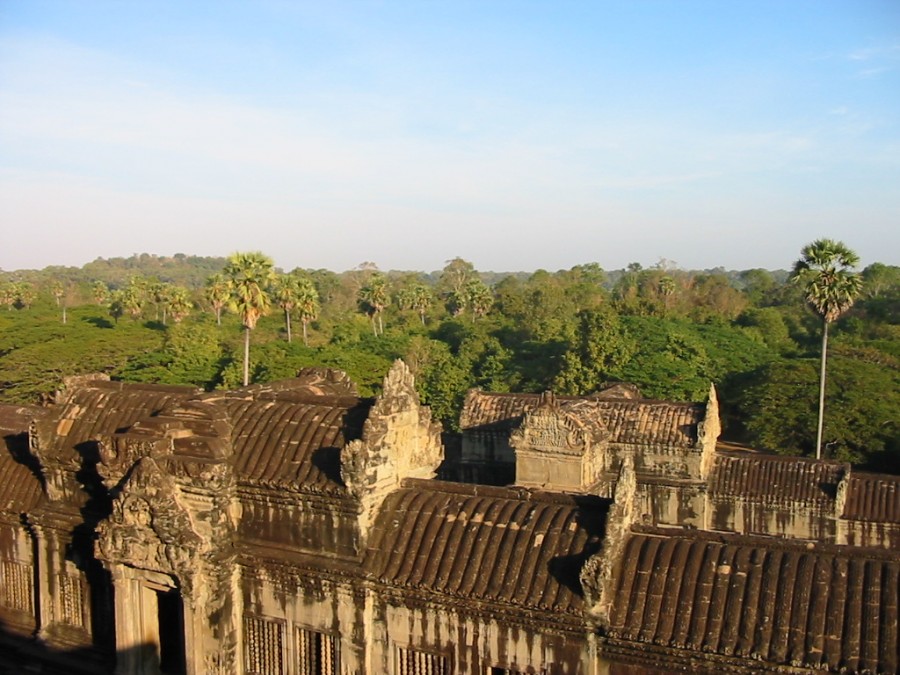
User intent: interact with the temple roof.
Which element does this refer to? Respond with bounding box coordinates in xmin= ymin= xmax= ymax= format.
xmin=225 ymin=394 xmax=370 ymax=493
xmin=0 ymin=404 xmax=47 ymax=514
xmin=710 ymin=452 xmax=845 ymax=504
xmin=364 ymin=479 xmax=609 ymax=615
xmin=42 ymin=380 xmax=197 ymax=458
xmin=460 ymin=390 xmax=704 ymax=448
xmin=608 ymin=530 xmax=899 ymax=674
xmin=844 ymin=472 xmax=900 ymax=524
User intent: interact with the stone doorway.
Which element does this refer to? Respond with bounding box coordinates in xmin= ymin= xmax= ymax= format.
xmin=156 ymin=587 xmax=186 ymax=675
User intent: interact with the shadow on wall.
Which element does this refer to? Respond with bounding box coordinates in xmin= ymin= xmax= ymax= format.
xmin=0 ymin=617 xmax=170 ymax=675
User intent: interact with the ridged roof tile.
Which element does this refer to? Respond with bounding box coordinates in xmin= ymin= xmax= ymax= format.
xmin=0 ymin=404 xmax=48 ymax=513
xmin=461 ymin=391 xmax=702 ymax=447
xmin=364 ymin=480 xmax=608 ymax=614
xmin=609 ymin=532 xmax=899 ymax=673
xmin=843 ymin=472 xmax=900 ymax=524
xmin=710 ymin=452 xmax=844 ymax=503
xmin=0 ymin=448 xmax=42 ymax=513
xmin=50 ymin=382 xmax=196 ymax=454
xmin=228 ymin=397 xmax=370 ymax=493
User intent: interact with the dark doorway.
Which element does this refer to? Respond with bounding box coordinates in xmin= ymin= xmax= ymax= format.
xmin=156 ymin=588 xmax=186 ymax=674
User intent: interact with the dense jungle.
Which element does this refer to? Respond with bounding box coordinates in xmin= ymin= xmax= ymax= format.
xmin=1 ymin=252 xmax=897 ymax=473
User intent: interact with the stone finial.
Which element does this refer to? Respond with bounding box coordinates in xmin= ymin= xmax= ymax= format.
xmin=698 ymin=383 xmax=721 ymax=479
xmin=580 ymin=455 xmax=637 ymax=625
xmin=342 ymin=360 xmax=443 ymax=538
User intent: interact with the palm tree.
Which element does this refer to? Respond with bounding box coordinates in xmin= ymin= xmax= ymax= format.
xmin=50 ymin=281 xmax=67 ymax=323
xmin=399 ymin=283 xmax=433 ymax=326
xmin=205 ymin=273 xmax=230 ymax=326
xmin=224 ymin=252 xmax=275 ymax=386
xmin=466 ymin=278 xmax=493 ymax=321
xmin=359 ymin=273 xmax=389 ymax=336
xmin=272 ymin=274 xmax=300 ymax=343
xmin=295 ymin=277 xmax=320 ymax=347
xmin=658 ymin=275 xmax=676 ymax=314
xmin=167 ymin=286 xmax=193 ymax=324
xmin=92 ymin=280 xmax=109 ymax=305
xmin=791 ymin=239 xmax=863 ymax=459
xmin=1 ymin=283 xmax=16 ymax=310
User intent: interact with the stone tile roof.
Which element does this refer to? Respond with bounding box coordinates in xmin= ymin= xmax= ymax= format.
xmin=608 ymin=530 xmax=899 ymax=673
xmin=364 ymin=479 xmax=608 ymax=615
xmin=710 ymin=452 xmax=845 ymax=504
xmin=48 ymin=381 xmax=196 ymax=455
xmin=226 ymin=395 xmax=370 ymax=493
xmin=0 ymin=404 xmax=47 ymax=513
xmin=843 ymin=472 xmax=900 ymax=524
xmin=460 ymin=391 xmax=703 ymax=448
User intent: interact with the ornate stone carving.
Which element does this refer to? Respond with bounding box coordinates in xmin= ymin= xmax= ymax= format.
xmin=341 ymin=360 xmax=443 ymax=537
xmin=581 ymin=455 xmax=636 ymax=625
xmin=511 ymin=392 xmax=609 ymax=490
xmin=96 ymin=457 xmax=202 ymax=597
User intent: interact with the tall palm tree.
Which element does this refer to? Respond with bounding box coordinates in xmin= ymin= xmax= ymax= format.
xmin=406 ymin=283 xmax=433 ymax=326
xmin=92 ymin=280 xmax=109 ymax=306
xmin=272 ymin=274 xmax=300 ymax=343
xmin=167 ymin=286 xmax=193 ymax=324
xmin=466 ymin=278 xmax=493 ymax=321
xmin=359 ymin=273 xmax=389 ymax=336
xmin=791 ymin=239 xmax=863 ymax=459
xmin=658 ymin=275 xmax=676 ymax=314
xmin=295 ymin=277 xmax=320 ymax=347
xmin=224 ymin=252 xmax=275 ymax=386
xmin=50 ymin=280 xmax=67 ymax=323
xmin=205 ymin=273 xmax=230 ymax=326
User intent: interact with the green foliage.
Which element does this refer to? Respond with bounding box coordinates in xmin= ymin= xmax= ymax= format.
xmin=554 ymin=307 xmax=635 ymax=395
xmin=119 ymin=321 xmax=225 ymax=388
xmin=736 ymin=356 xmax=900 ymax=467
xmin=0 ymin=305 xmax=165 ymax=402
xmin=616 ymin=316 xmax=775 ymax=402
xmin=0 ymin=253 xmax=898 ymax=472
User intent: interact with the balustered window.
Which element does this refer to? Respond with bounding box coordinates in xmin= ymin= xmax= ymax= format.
xmin=297 ymin=627 xmax=338 ymax=675
xmin=0 ymin=561 xmax=34 ymax=614
xmin=397 ymin=646 xmax=449 ymax=675
xmin=244 ymin=615 xmax=285 ymax=675
xmin=59 ymin=572 xmax=84 ymax=626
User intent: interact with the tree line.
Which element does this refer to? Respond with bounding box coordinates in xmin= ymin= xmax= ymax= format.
xmin=0 ymin=247 xmax=897 ymax=472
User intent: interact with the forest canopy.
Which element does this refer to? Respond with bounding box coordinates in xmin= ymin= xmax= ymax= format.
xmin=1 ymin=253 xmax=897 ymax=473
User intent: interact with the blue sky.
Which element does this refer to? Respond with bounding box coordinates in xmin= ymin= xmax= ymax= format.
xmin=1 ymin=1 xmax=898 ymax=273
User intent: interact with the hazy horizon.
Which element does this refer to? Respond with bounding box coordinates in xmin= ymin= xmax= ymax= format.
xmin=2 ymin=1 xmax=898 ymax=272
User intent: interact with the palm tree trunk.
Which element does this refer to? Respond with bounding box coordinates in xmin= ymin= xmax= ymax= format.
xmin=302 ymin=320 xmax=309 ymax=347
xmin=215 ymin=307 xmax=222 ymax=326
xmin=243 ymin=326 xmax=251 ymax=387
xmin=378 ymin=313 xmax=383 ymax=336
xmin=815 ymin=319 xmax=828 ymax=460
xmin=285 ymin=309 xmax=292 ymax=343
xmin=62 ymin=306 xmax=67 ymax=324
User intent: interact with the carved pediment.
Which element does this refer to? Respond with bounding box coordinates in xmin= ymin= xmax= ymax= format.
xmin=96 ymin=457 xmax=202 ymax=594
xmin=510 ymin=392 xmax=608 ymax=457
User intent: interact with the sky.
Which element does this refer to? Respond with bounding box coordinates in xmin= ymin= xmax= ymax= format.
xmin=1 ymin=1 xmax=898 ymax=273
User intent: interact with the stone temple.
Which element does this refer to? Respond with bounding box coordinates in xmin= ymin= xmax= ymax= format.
xmin=0 ymin=361 xmax=897 ymax=674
